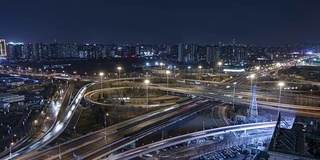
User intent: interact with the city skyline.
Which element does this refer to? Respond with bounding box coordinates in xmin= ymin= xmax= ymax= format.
xmin=1 ymin=0 xmax=320 ymax=45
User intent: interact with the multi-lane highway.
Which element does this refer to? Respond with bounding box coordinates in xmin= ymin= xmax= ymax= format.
xmin=3 ymin=82 xmax=92 ymax=160
xmin=82 ymin=100 xmax=212 ymax=160
xmin=5 ymin=75 xmax=320 ymax=159
xmin=107 ymin=121 xmax=277 ymax=160
xmin=0 ymin=83 xmax=74 ymax=159
xmin=14 ymin=99 xmax=210 ymax=160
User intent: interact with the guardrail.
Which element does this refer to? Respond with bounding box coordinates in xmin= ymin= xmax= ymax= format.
xmin=106 ymin=122 xmax=277 ymax=160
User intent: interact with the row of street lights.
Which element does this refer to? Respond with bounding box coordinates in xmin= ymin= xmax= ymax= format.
xmin=98 ymin=67 xmax=172 ymax=111
xmin=99 ymin=67 xmax=123 ymax=97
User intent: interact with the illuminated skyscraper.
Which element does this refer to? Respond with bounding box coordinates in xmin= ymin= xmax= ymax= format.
xmin=0 ymin=39 xmax=7 ymax=59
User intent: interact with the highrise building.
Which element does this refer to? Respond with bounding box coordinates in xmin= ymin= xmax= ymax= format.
xmin=206 ymin=45 xmax=220 ymax=66
xmin=178 ymin=44 xmax=205 ymax=64
xmin=0 ymin=39 xmax=7 ymax=59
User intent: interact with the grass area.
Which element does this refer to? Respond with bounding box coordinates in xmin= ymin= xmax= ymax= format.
xmin=76 ymin=109 xmax=102 ymax=134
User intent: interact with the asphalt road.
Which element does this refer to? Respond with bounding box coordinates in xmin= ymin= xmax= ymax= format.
xmin=15 ymin=99 xmax=198 ymax=160
xmin=107 ymin=122 xmax=276 ymax=160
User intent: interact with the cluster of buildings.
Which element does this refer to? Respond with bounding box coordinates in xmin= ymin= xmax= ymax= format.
xmin=1 ymin=39 xmax=319 ymax=65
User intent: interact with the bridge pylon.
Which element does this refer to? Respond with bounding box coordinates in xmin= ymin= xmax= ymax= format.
xmin=247 ymin=84 xmax=258 ymax=122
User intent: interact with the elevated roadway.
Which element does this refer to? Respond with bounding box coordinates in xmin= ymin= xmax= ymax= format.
xmin=4 ymin=82 xmax=89 ymax=160
xmin=9 ymin=77 xmax=320 ymax=159
xmin=15 ymin=99 xmax=205 ymax=160
xmin=107 ymin=121 xmax=277 ymax=160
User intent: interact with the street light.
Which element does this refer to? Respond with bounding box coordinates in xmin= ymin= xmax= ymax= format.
xmin=104 ymin=113 xmax=109 ymax=141
xmin=117 ymin=67 xmax=122 ymax=83
xmin=144 ymin=79 xmax=150 ymax=111
xmin=10 ymin=142 xmax=14 ymax=159
xmin=217 ymin=61 xmax=222 ymax=72
xmin=232 ymin=82 xmax=237 ymax=110
xmin=160 ymin=62 xmax=164 ymax=77
xmin=99 ymin=72 xmax=104 ymax=99
xmin=278 ymin=82 xmax=285 ymax=116
xmin=249 ymin=74 xmax=255 ymax=93
xmin=166 ymin=70 xmax=170 ymax=95
xmin=198 ymin=65 xmax=202 ymax=80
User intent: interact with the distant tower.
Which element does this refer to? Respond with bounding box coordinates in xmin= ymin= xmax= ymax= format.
xmin=0 ymin=39 xmax=7 ymax=59
xmin=248 ymin=84 xmax=258 ymax=122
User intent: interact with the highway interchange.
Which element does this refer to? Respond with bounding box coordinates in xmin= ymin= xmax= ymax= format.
xmin=2 ymin=59 xmax=320 ymax=160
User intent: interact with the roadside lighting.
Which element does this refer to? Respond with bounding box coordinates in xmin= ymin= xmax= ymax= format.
xmin=198 ymin=66 xmax=202 ymax=80
xmin=217 ymin=61 xmax=222 ymax=71
xmin=166 ymin=70 xmax=171 ymax=95
xmin=104 ymin=113 xmax=109 ymax=141
xmin=232 ymin=82 xmax=237 ymax=110
xmin=99 ymin=72 xmax=104 ymax=99
xmin=278 ymin=82 xmax=285 ymax=116
xmin=117 ymin=67 xmax=122 ymax=82
xmin=144 ymin=80 xmax=150 ymax=110
xmin=249 ymin=74 xmax=255 ymax=93
xmin=160 ymin=62 xmax=164 ymax=77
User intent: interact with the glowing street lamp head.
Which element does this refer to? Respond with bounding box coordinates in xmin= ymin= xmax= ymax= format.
xmin=117 ymin=67 xmax=122 ymax=70
xmin=99 ymin=72 xmax=104 ymax=76
xmin=233 ymin=82 xmax=237 ymax=85
xmin=198 ymin=65 xmax=202 ymax=69
xmin=217 ymin=62 xmax=222 ymax=66
xmin=166 ymin=70 xmax=171 ymax=74
xmin=278 ymin=82 xmax=285 ymax=87
xmin=255 ymin=66 xmax=260 ymax=70
xmin=160 ymin=62 xmax=164 ymax=66
xmin=144 ymin=79 xmax=150 ymax=84
xmin=188 ymin=66 xmax=191 ymax=69
xmin=249 ymin=74 xmax=255 ymax=79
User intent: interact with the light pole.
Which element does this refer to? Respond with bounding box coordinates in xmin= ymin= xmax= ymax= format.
xmin=249 ymin=74 xmax=255 ymax=94
xmin=255 ymin=66 xmax=260 ymax=83
xmin=99 ymin=72 xmax=104 ymax=99
xmin=310 ymin=89 xmax=313 ymax=106
xmin=10 ymin=142 xmax=14 ymax=160
xmin=58 ymin=145 xmax=61 ymax=160
xmin=166 ymin=70 xmax=170 ymax=95
xmin=255 ymin=66 xmax=260 ymax=72
xmin=117 ymin=67 xmax=122 ymax=83
xmin=198 ymin=65 xmax=202 ymax=80
xmin=145 ymin=80 xmax=150 ymax=111
xmin=160 ymin=62 xmax=164 ymax=77
xmin=104 ymin=113 xmax=109 ymax=141
xmin=232 ymin=82 xmax=237 ymax=110
xmin=217 ymin=61 xmax=222 ymax=73
xmin=278 ymin=82 xmax=285 ymax=116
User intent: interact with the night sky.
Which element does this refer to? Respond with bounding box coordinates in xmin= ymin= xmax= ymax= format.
xmin=1 ymin=0 xmax=320 ymax=45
